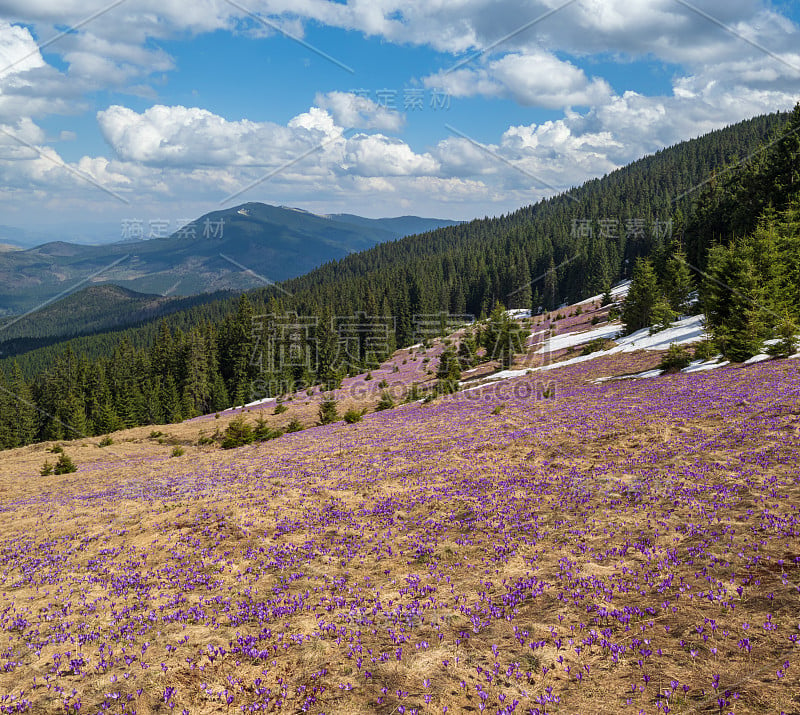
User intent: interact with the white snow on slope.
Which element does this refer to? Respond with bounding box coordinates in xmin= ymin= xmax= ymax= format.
xmin=535 ymin=323 xmax=623 ymax=354
xmin=534 ymin=315 xmax=709 ymax=372
xmin=579 ymin=279 xmax=632 ymax=306
xmin=244 ymin=396 xmax=276 ymax=408
xmin=465 ymin=315 xmax=712 ymax=390
xmin=614 ymin=315 xmax=709 ymax=351
xmin=460 ymin=368 xmax=532 ymax=391
xmin=682 ymin=359 xmax=730 ymax=373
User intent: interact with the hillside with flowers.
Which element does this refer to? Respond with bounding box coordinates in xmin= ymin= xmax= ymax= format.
xmin=0 ymin=289 xmax=799 ymax=713
xmin=2 ymin=108 xmax=798 ymax=450
xmin=1 ymin=106 xmax=800 ymax=714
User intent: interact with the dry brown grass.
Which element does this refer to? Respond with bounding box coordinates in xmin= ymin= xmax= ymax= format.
xmin=1 ymin=308 xmax=800 ymax=713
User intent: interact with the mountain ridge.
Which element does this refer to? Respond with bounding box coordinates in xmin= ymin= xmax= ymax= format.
xmin=0 ymin=204 xmax=460 ymax=316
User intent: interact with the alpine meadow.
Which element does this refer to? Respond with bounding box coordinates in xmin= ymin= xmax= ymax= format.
xmin=1 ymin=2 xmax=800 ymax=714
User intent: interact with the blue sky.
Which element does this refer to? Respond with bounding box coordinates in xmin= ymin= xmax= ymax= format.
xmin=0 ymin=0 xmax=799 ymax=240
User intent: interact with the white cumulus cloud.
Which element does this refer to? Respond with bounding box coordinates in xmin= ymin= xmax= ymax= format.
xmin=314 ymin=91 xmax=404 ymax=131
xmin=424 ymin=51 xmax=613 ymax=108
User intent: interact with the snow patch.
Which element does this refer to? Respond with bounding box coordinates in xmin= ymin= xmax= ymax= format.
xmin=634 ymin=369 xmax=664 ymax=379
xmin=243 ymin=396 xmax=276 ymax=408
xmin=614 ymin=315 xmax=708 ymax=351
xmin=534 ymin=323 xmax=622 ymax=354
xmin=469 ymin=315 xmax=712 ymax=389
xmin=593 ymin=367 xmax=664 ymax=383
xmin=459 ymin=368 xmax=531 ymax=391
xmin=579 ymin=279 xmax=632 ymax=306
xmin=681 ymin=359 xmax=730 ymax=373
xmin=744 ymin=354 xmax=771 ymax=364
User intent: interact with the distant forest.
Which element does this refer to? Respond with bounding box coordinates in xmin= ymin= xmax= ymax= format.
xmin=2 ymin=107 xmax=798 ymax=449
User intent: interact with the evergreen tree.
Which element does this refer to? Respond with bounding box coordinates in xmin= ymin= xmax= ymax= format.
xmin=436 ymin=346 xmax=461 ymax=394
xmin=222 ymin=294 xmax=257 ymax=407
xmin=481 ymin=303 xmax=526 ymax=369
xmin=162 ymin=375 xmax=183 ymax=424
xmin=209 ymin=371 xmax=230 ymax=413
xmin=662 ymin=245 xmax=695 ymax=315
xmin=776 ymin=199 xmax=800 ymax=317
xmin=221 ymin=415 xmax=254 ymax=449
xmin=143 ymin=377 xmax=165 ymax=425
xmin=318 ymin=396 xmax=339 ymax=425
xmin=9 ymin=361 xmax=37 ymax=446
xmin=622 ymin=257 xmax=661 ymax=334
xmin=703 ymin=241 xmax=770 ymax=361
xmin=457 ymin=330 xmax=477 ymax=369
xmin=376 ymin=391 xmax=395 ymax=411
xmin=767 ymin=314 xmax=799 ymax=358
xmin=62 ymin=391 xmax=88 ymax=441
xmin=53 ymin=452 xmax=77 ymax=474
xmin=585 ymin=235 xmax=612 ymax=296
xmin=649 ymin=298 xmax=676 ymax=334
xmin=316 ymin=313 xmax=343 ymax=391
xmin=543 ymin=256 xmax=558 ymax=310
xmin=93 ymin=376 xmax=120 ymax=434
xmin=508 ymin=255 xmax=532 ymax=310
xmin=181 ymin=329 xmax=210 ymax=416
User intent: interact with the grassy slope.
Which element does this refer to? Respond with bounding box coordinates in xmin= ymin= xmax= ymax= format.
xmin=1 ymin=300 xmax=799 ymax=713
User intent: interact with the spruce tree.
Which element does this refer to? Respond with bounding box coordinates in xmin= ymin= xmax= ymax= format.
xmin=0 ymin=371 xmax=14 ymax=449
xmin=93 ymin=381 xmax=120 ymax=434
xmin=622 ymin=257 xmax=660 ymax=334
xmin=585 ymin=235 xmax=612 ymax=297
xmin=317 ymin=314 xmax=343 ymax=391
xmin=543 ymin=256 xmax=558 ymax=310
xmin=54 ymin=452 xmax=77 ymax=474
xmin=481 ymin=303 xmax=525 ymax=369
xmin=767 ymin=314 xmax=799 ymax=358
xmin=436 ymin=346 xmax=461 ymax=394
xmin=662 ymin=246 xmax=695 ymax=315
xmin=509 ymin=255 xmax=532 ymax=310
xmin=318 ymin=396 xmax=339 ymax=425
xmin=777 ymin=199 xmax=800 ymax=318
xmin=162 ymin=375 xmax=183 ymax=424
xmin=703 ymin=241 xmax=770 ymax=361
xmin=10 ymin=361 xmax=37 ymax=446
xmin=457 ymin=331 xmax=477 ymax=370
xmin=62 ymin=391 xmax=88 ymax=441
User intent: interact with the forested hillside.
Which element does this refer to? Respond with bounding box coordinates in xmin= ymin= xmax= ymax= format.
xmin=1 ymin=108 xmax=795 ymax=449
xmin=0 ymin=285 xmax=234 ymax=359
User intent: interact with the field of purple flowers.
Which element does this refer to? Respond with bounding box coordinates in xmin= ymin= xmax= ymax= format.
xmin=1 ymin=352 xmax=799 ymax=714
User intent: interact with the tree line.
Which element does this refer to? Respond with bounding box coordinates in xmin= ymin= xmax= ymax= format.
xmin=0 ymin=108 xmax=795 ymax=449
xmin=622 ymin=105 xmax=800 ymax=360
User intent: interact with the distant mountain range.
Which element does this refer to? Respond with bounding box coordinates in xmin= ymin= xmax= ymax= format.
xmin=0 ymin=203 xmax=460 ymax=316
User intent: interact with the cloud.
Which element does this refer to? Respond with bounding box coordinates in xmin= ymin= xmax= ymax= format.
xmin=3 ymin=1 xmax=798 ymax=124
xmin=0 ymin=0 xmax=799 ymax=224
xmin=0 ymin=21 xmax=76 ymax=120
xmin=314 ymin=91 xmax=404 ymax=131
xmin=0 ymin=20 xmax=45 ymax=79
xmin=424 ymin=51 xmax=613 ymax=109
xmin=97 ymin=103 xmax=439 ymax=184
xmin=342 ymin=133 xmax=438 ymax=176
xmin=98 ymin=104 xmax=310 ymax=167
xmin=432 ymin=119 xmax=621 ymax=193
